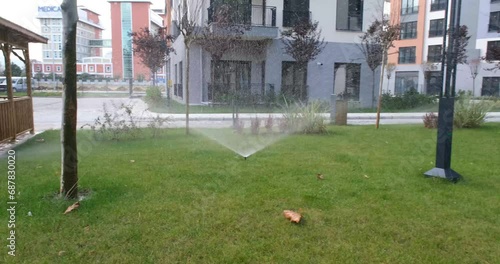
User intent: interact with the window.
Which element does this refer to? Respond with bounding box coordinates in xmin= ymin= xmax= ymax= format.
xmin=425 ymin=71 xmax=442 ymax=95
xmin=36 ymin=66 xmax=41 ymax=72
xmin=334 ymin=63 xmax=361 ymax=101
xmin=105 ymin=66 xmax=111 ymax=73
xmin=56 ymin=66 xmax=61 ymax=72
xmin=489 ymin=11 xmax=500 ymax=32
xmin=336 ymin=0 xmax=363 ymax=31
xmin=429 ymin=19 xmax=444 ymax=37
xmin=282 ymin=61 xmax=308 ymax=101
xmin=395 ymin=71 xmax=419 ymax=95
xmin=401 ymin=0 xmax=418 ymax=15
xmin=482 ymin=77 xmax=500 ymax=96
xmin=427 ymin=45 xmax=442 ymax=63
xmin=283 ymin=0 xmax=310 ymax=27
xmin=398 ymin=47 xmax=416 ymax=64
xmin=46 ymin=66 xmax=51 ymax=72
xmin=89 ymin=66 xmax=94 ymax=72
xmin=486 ymin=41 xmax=500 ymax=60
xmin=400 ymin=21 xmax=417 ymax=39
xmin=430 ymin=0 xmax=446 ymax=11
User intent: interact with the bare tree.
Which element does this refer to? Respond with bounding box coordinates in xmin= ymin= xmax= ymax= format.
xmin=468 ymin=59 xmax=480 ymax=96
xmin=130 ymin=27 xmax=174 ymax=86
xmin=177 ymin=0 xmax=204 ymax=135
xmin=60 ymin=0 xmax=78 ymax=199
xmin=281 ymin=19 xmax=325 ymax=101
xmin=360 ymin=18 xmax=400 ymax=128
xmin=197 ymin=3 xmax=249 ymax=126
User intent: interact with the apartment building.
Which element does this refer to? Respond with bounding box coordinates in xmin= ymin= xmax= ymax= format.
xmin=388 ymin=0 xmax=500 ymax=97
xmin=36 ymin=5 xmax=108 ymax=77
xmin=167 ymin=0 xmax=385 ymax=107
xmin=109 ymin=0 xmax=165 ymax=81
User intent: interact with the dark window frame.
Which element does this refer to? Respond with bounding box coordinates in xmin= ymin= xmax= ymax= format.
xmin=482 ymin=77 xmax=500 ymax=96
xmin=429 ymin=19 xmax=445 ymax=37
xmin=336 ymin=0 xmax=364 ymax=31
xmin=486 ymin=41 xmax=500 ymax=60
xmin=401 ymin=0 xmax=419 ymax=15
xmin=427 ymin=45 xmax=442 ymax=63
xmin=430 ymin=0 xmax=446 ymax=12
xmin=489 ymin=11 xmax=500 ymax=32
xmin=395 ymin=71 xmax=419 ymax=95
xmin=398 ymin=46 xmax=417 ymax=64
xmin=400 ymin=21 xmax=417 ymax=39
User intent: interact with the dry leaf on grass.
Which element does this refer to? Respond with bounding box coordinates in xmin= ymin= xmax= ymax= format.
xmin=283 ymin=210 xmax=302 ymax=223
xmin=58 ymin=251 xmax=65 ymax=256
xmin=316 ymin=173 xmax=324 ymax=180
xmin=36 ymin=138 xmax=45 ymax=143
xmin=130 ymin=160 xmax=135 ymax=163
xmin=364 ymin=174 xmax=369 ymax=179
xmin=63 ymin=202 xmax=80 ymax=214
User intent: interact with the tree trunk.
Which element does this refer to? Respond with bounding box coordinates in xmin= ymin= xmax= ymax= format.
xmin=375 ymin=50 xmax=387 ymax=129
xmin=372 ymin=71 xmax=376 ymax=108
xmin=185 ymin=43 xmax=190 ymax=135
xmin=472 ymin=77 xmax=476 ymax=96
xmin=60 ymin=0 xmax=78 ymax=199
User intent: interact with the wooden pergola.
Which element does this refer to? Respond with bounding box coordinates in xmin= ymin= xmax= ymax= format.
xmin=0 ymin=17 xmax=47 ymax=142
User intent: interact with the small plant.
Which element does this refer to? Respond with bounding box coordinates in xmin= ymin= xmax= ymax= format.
xmin=144 ymin=86 xmax=164 ymax=108
xmin=250 ymin=117 xmax=260 ymax=135
xmin=381 ymin=89 xmax=436 ymax=111
xmin=454 ymin=94 xmax=492 ymax=128
xmin=265 ymin=115 xmax=274 ymax=133
xmin=147 ymin=115 xmax=170 ymax=138
xmin=137 ymin=74 xmax=145 ymax=82
xmin=423 ymin=112 xmax=438 ymax=129
xmin=82 ymin=102 xmax=143 ymax=140
xmin=281 ymin=99 xmax=328 ymax=134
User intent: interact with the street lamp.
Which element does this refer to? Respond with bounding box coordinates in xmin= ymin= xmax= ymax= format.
xmin=424 ymin=0 xmax=463 ymax=182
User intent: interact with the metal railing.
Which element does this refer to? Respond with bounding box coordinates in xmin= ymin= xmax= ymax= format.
xmin=207 ymin=4 xmax=277 ymax=27
xmin=401 ymin=6 xmax=419 ymax=15
xmin=283 ymin=10 xmax=311 ymax=27
xmin=205 ymin=82 xmax=275 ymax=104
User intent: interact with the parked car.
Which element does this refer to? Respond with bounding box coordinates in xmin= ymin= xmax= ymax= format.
xmin=0 ymin=77 xmax=36 ymax=92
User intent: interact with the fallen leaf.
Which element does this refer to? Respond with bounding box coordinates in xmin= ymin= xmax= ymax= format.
xmin=283 ymin=210 xmax=302 ymax=223
xmin=64 ymin=202 xmax=80 ymax=214
xmin=36 ymin=138 xmax=45 ymax=143
xmin=316 ymin=173 xmax=324 ymax=180
xmin=364 ymin=175 xmax=369 ymax=179
xmin=84 ymin=226 xmax=90 ymax=233
xmin=58 ymin=251 xmax=65 ymax=256
xmin=130 ymin=160 xmax=135 ymax=163
xmin=27 ymin=211 xmax=32 ymax=217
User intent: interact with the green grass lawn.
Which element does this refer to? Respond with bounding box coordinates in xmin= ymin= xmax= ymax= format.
xmin=1 ymin=125 xmax=500 ymax=263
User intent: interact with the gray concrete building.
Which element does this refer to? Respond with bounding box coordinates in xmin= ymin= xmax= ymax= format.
xmin=168 ymin=0 xmax=386 ymax=107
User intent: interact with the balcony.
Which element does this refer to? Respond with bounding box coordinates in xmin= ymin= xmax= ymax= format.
xmin=207 ymin=4 xmax=278 ymax=40
xmin=283 ymin=10 xmax=311 ymax=28
xmin=401 ymin=6 xmax=419 ymax=15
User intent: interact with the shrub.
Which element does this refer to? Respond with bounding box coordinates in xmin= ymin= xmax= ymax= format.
xmin=265 ymin=115 xmax=274 ymax=133
xmin=281 ymin=99 xmax=328 ymax=134
xmin=423 ymin=112 xmax=438 ymax=129
xmin=144 ymin=86 xmax=163 ymax=108
xmin=382 ymin=89 xmax=436 ymax=111
xmin=454 ymin=95 xmax=492 ymax=128
xmin=250 ymin=117 xmax=260 ymax=135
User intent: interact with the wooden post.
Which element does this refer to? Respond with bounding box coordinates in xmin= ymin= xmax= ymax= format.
xmin=23 ymin=49 xmax=35 ymax=134
xmin=2 ymin=43 xmax=16 ymax=141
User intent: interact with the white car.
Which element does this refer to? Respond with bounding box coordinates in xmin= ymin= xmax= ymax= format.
xmin=0 ymin=77 xmax=35 ymax=92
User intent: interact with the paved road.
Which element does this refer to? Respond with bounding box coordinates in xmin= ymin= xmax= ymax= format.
xmin=33 ymin=97 xmax=500 ymax=131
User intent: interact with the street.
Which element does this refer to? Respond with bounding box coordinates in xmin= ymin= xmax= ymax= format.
xmin=33 ymin=97 xmax=500 ymax=132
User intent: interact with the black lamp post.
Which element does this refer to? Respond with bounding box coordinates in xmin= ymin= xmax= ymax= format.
xmin=424 ymin=0 xmax=462 ymax=182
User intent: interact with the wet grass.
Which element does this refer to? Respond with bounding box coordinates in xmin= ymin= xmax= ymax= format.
xmin=1 ymin=124 xmax=499 ymax=263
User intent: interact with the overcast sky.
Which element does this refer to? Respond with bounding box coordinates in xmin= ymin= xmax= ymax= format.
xmin=0 ymin=0 xmax=164 ymax=63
